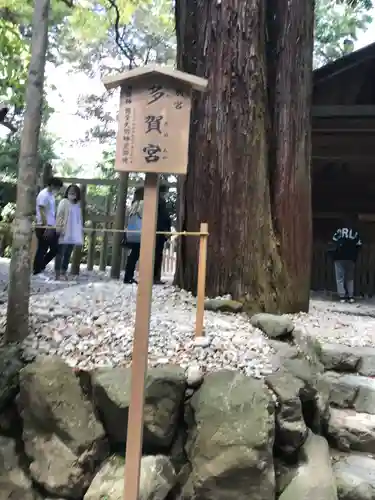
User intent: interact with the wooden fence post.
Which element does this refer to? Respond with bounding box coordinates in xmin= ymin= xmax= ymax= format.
xmin=111 ymin=172 xmax=128 ymax=279
xmin=87 ymin=222 xmax=96 ymax=271
xmin=71 ymin=184 xmax=86 ymax=275
xmin=195 ymin=223 xmax=208 ymax=337
xmin=99 ymin=189 xmax=112 ymax=271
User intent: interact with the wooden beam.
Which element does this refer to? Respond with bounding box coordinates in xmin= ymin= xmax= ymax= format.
xmin=59 ymin=177 xmax=117 ymax=186
xmin=59 ymin=176 xmax=178 ymax=189
xmin=314 ymin=212 xmax=375 ymax=221
xmin=312 ymin=116 xmax=375 ymax=131
xmin=312 ymin=106 xmax=375 ymax=118
xmin=312 ymin=155 xmax=375 ymax=162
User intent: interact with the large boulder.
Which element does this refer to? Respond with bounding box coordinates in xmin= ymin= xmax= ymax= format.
xmin=266 ymin=370 xmax=308 ymax=456
xmin=250 ymin=313 xmax=294 ymax=340
xmin=278 ymin=432 xmax=337 ymax=500
xmin=18 ymin=356 xmax=108 ymax=499
xmin=0 ymin=435 xmax=38 ymax=500
xmin=281 ymin=356 xmax=330 ymax=434
xmin=357 ymin=349 xmax=375 ymax=377
xmin=324 ymin=372 xmax=375 ymax=414
xmin=84 ymin=454 xmax=176 ymax=500
xmin=328 ymin=408 xmax=375 ymax=453
xmin=333 ymin=453 xmax=375 ymax=500
xmin=319 ymin=343 xmax=361 ymax=372
xmin=92 ymin=365 xmax=186 ymax=449
xmin=183 ymin=370 xmax=275 ymax=500
xmin=0 ymin=345 xmax=24 ymax=411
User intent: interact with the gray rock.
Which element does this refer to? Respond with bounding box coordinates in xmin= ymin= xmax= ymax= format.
xmin=328 ymin=408 xmax=375 ymax=453
xmin=0 ymin=436 xmax=37 ymax=500
xmin=0 ymin=345 xmax=24 ymax=411
xmin=204 ymin=299 xmax=243 ymax=313
xmin=84 ymin=454 xmax=176 ymax=500
xmin=292 ymin=329 xmax=324 ymax=370
xmin=324 ymin=373 xmax=375 ymax=414
xmin=251 ymin=313 xmax=294 ymax=339
xmin=323 ymin=372 xmax=358 ymax=409
xmin=18 ymin=356 xmax=108 ymax=498
xmin=319 ymin=343 xmax=361 ymax=372
xmin=358 ymin=349 xmax=375 ymax=377
xmin=184 ymin=370 xmax=275 ymax=500
xmin=333 ymin=454 xmax=375 ymax=500
xmin=278 ymin=432 xmax=338 ymax=500
xmin=92 ymin=365 xmax=186 ymax=448
xmin=265 ymin=370 xmax=308 ymax=455
xmin=185 ymin=365 xmax=204 ymax=388
xmin=268 ymin=340 xmax=299 ymax=371
xmin=282 ymin=357 xmax=330 ymax=434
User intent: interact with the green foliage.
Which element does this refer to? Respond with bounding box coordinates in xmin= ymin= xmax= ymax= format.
xmin=0 ymin=131 xmax=58 ymax=179
xmin=315 ymin=0 xmax=373 ymax=66
xmin=0 ymin=19 xmax=29 ymax=108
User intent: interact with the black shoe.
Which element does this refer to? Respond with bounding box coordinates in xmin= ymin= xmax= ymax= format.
xmin=124 ymin=278 xmax=138 ymax=284
xmin=154 ymin=280 xmax=165 ymax=285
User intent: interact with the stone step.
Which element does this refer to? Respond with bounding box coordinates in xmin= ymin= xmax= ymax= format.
xmin=328 ymin=408 xmax=375 ymax=453
xmin=332 ymin=452 xmax=375 ymax=500
xmin=319 ymin=343 xmax=375 ymax=376
xmin=324 ymin=372 xmax=375 ymax=414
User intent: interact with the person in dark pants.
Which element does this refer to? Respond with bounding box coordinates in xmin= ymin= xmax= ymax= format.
xmin=154 ymin=183 xmax=172 ymax=285
xmin=328 ymin=214 xmax=362 ymax=303
xmin=33 ymin=177 xmax=63 ymax=276
xmin=123 ymin=186 xmax=144 ymax=284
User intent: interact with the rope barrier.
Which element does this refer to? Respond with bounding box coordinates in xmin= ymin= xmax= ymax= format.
xmin=0 ymin=223 xmax=209 ymax=237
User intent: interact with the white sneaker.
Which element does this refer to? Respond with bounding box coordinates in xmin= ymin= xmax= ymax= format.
xmin=348 ymin=298 xmax=355 ymax=304
xmin=339 ymin=299 xmax=346 ymax=304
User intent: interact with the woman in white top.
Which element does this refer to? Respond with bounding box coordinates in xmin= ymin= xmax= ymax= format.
xmin=55 ymin=184 xmax=84 ymax=280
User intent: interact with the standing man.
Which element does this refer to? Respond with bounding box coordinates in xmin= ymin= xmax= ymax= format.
xmin=329 ymin=215 xmax=362 ymax=303
xmin=154 ymin=182 xmax=171 ymax=285
xmin=33 ymin=177 xmax=63 ymax=276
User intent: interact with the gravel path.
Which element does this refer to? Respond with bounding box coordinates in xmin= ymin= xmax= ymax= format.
xmin=292 ymin=298 xmax=375 ymax=348
xmin=1 ymin=258 xmax=375 ymax=373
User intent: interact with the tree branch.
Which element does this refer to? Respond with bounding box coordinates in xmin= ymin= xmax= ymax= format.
xmin=60 ymin=0 xmax=74 ymax=7
xmin=1 ymin=121 xmax=17 ymax=133
xmin=107 ymin=0 xmax=137 ymax=68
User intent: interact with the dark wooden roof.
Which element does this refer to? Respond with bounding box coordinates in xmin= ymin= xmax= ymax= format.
xmin=314 ymin=42 xmax=375 ymax=86
xmin=312 ymin=43 xmax=375 ymax=217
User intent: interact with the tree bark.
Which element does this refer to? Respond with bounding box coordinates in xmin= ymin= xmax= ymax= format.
xmin=267 ymin=0 xmax=314 ymax=312
xmin=6 ymin=0 xmax=50 ymax=342
xmin=175 ymin=0 xmax=314 ymax=313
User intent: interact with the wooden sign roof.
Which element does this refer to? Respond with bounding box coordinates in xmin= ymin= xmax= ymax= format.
xmin=102 ymin=65 xmax=208 ymax=92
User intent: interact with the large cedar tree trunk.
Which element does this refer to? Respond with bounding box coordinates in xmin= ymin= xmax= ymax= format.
xmin=6 ymin=0 xmax=51 ymax=342
xmin=175 ymin=0 xmax=314 ymax=313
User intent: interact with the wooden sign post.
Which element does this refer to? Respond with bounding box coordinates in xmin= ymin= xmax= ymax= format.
xmin=102 ymin=65 xmax=207 ymax=500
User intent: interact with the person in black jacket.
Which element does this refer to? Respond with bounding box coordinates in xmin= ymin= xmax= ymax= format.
xmin=154 ymin=183 xmax=171 ymax=284
xmin=329 ymin=215 xmax=362 ymax=303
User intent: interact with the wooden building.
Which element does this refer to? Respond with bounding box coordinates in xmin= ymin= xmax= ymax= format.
xmin=312 ymin=42 xmax=375 ymax=295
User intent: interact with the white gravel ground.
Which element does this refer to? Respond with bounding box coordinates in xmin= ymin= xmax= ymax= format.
xmin=1 ymin=259 xmax=375 ymax=374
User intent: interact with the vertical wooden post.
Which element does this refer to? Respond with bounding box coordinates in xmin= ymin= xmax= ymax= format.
xmin=99 ymin=189 xmax=112 ymax=271
xmin=71 ymin=184 xmax=86 ymax=275
xmin=30 ymin=231 xmax=37 ymax=269
xmin=195 ymin=222 xmax=208 ymax=337
xmin=123 ymin=172 xmax=159 ymax=500
xmin=87 ymin=222 xmax=96 ymax=271
xmin=111 ymin=172 xmax=128 ymax=279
